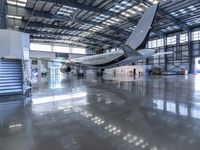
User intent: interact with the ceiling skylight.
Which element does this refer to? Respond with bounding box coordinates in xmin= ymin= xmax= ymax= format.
xmin=102 ymin=16 xmax=121 ymax=26
xmin=125 ymin=26 xmax=135 ymax=32
xmin=188 ymin=6 xmax=197 ymax=11
xmin=89 ymin=25 xmax=104 ymax=32
xmin=79 ymin=24 xmax=94 ymax=30
xmin=57 ymin=5 xmax=77 ymax=17
xmin=170 ymin=12 xmax=178 ymax=17
xmin=7 ymin=15 xmax=22 ymax=20
xmin=7 ymin=0 xmax=27 ymax=7
xmin=179 ymin=9 xmax=187 ymax=14
xmin=148 ymin=0 xmax=159 ymax=4
xmin=133 ymin=5 xmax=144 ymax=12
xmin=79 ymin=32 xmax=91 ymax=37
xmin=92 ymin=14 xmax=110 ymax=23
xmin=109 ymin=0 xmax=133 ymax=13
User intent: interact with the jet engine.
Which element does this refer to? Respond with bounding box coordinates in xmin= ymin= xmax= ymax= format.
xmin=60 ymin=64 xmax=72 ymax=73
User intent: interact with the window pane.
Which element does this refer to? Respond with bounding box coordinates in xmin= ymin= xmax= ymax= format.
xmin=30 ymin=43 xmax=51 ymax=52
xmin=148 ymin=41 xmax=153 ymax=48
xmin=157 ymin=39 xmax=163 ymax=47
xmin=179 ymin=104 xmax=188 ymax=116
xmin=153 ymin=100 xmax=164 ymax=110
xmin=152 ymin=40 xmax=156 ymax=48
xmin=167 ymin=36 xmax=176 ymax=45
xmin=72 ymin=47 xmax=86 ymax=54
xmin=191 ymin=107 xmax=200 ymax=119
xmin=166 ymin=101 xmax=176 ymax=113
xmin=53 ymin=45 xmax=70 ymax=53
xmin=180 ymin=34 xmax=188 ymax=43
xmin=192 ymin=31 xmax=200 ymax=41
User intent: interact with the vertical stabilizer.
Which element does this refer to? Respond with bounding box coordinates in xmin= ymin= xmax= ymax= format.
xmin=121 ymin=3 xmax=159 ymax=56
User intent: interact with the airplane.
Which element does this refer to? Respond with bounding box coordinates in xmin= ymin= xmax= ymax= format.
xmin=60 ymin=3 xmax=172 ymax=73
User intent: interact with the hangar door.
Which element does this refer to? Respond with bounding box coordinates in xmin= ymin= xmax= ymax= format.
xmin=0 ymin=59 xmax=23 ymax=95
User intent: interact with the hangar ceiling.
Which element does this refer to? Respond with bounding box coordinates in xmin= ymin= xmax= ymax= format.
xmin=5 ymin=0 xmax=200 ymax=52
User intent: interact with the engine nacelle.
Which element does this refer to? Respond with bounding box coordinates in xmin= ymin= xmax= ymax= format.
xmin=60 ymin=65 xmax=72 ymax=73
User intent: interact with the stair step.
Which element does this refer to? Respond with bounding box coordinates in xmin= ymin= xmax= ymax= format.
xmin=0 ymin=74 xmax=21 ymax=77
xmin=0 ymin=89 xmax=23 ymax=94
xmin=0 ymin=85 xmax=22 ymax=90
xmin=0 ymin=76 xmax=22 ymax=80
xmin=0 ymin=71 xmax=22 ymax=74
xmin=0 ymin=79 xmax=22 ymax=83
xmin=1 ymin=63 xmax=21 ymax=65
xmin=0 ymin=69 xmax=22 ymax=72
xmin=0 ymin=67 xmax=21 ymax=69
xmin=0 ymin=83 xmax=22 ymax=87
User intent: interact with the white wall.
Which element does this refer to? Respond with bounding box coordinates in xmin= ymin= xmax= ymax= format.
xmin=104 ymin=65 xmax=150 ymax=75
xmin=30 ymin=51 xmax=56 ymax=60
xmin=0 ymin=29 xmax=30 ymax=60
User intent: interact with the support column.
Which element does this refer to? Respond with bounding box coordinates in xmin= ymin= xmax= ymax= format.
xmin=188 ymin=28 xmax=193 ymax=74
xmin=163 ymin=36 xmax=168 ymax=71
xmin=0 ymin=0 xmax=6 ymax=29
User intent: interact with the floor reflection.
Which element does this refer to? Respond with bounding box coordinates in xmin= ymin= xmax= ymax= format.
xmin=1 ymin=74 xmax=200 ymax=150
xmin=32 ymin=92 xmax=87 ymax=105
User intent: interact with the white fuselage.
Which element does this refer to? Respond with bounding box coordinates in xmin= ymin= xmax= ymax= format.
xmin=71 ymin=49 xmax=156 ymax=67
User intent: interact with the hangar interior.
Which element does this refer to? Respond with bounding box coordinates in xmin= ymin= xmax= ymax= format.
xmin=1 ymin=0 xmax=200 ymax=150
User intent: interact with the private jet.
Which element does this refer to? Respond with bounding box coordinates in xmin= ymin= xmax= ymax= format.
xmin=61 ymin=3 xmax=172 ymax=73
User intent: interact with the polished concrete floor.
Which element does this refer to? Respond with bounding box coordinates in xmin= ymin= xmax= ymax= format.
xmin=0 ymin=74 xmax=200 ymax=150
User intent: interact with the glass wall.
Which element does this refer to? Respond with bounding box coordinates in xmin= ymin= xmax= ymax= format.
xmin=148 ymin=28 xmax=200 ymax=49
xmin=30 ymin=43 xmax=51 ymax=52
xmin=192 ymin=30 xmax=200 ymax=41
xmin=53 ymin=45 xmax=70 ymax=53
xmin=148 ymin=39 xmax=163 ymax=48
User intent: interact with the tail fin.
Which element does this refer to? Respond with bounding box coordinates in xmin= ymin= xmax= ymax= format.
xmin=121 ymin=3 xmax=159 ymax=56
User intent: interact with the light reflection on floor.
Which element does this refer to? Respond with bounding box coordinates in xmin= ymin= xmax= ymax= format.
xmin=32 ymin=92 xmax=87 ymax=105
xmin=1 ymin=74 xmax=200 ymax=150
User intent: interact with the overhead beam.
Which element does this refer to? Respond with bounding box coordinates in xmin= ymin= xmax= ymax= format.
xmin=34 ymin=0 xmax=116 ymax=16
xmin=158 ymin=9 xmax=189 ymax=32
xmin=26 ymin=22 xmax=121 ymax=42
xmin=31 ymin=37 xmax=101 ymax=49
xmin=7 ymin=5 xmax=164 ymax=38
xmin=26 ymin=30 xmax=117 ymax=47
xmin=33 ymin=1 xmax=164 ymax=37
xmin=31 ymin=37 xmax=114 ymax=50
xmin=31 ymin=36 xmax=117 ymax=49
xmin=6 ymin=5 xmax=129 ymax=36
xmin=6 ymin=17 xmax=122 ymax=42
xmin=24 ymin=29 xmax=118 ymax=47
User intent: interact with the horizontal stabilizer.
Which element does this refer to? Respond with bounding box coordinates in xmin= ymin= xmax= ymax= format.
xmin=120 ymin=44 xmax=142 ymax=57
xmin=152 ymin=51 xmax=173 ymax=57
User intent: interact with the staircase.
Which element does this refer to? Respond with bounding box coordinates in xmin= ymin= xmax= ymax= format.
xmin=0 ymin=59 xmax=23 ymax=95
